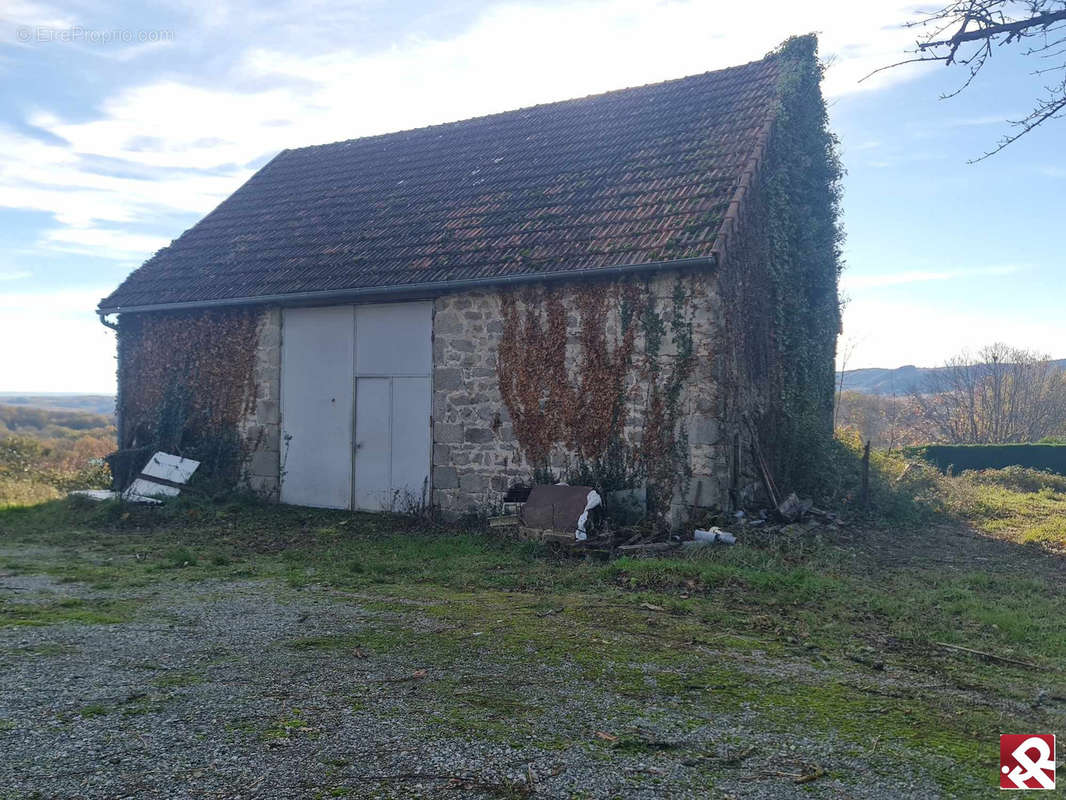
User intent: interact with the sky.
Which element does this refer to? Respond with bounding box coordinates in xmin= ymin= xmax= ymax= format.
xmin=0 ymin=0 xmax=1063 ymax=392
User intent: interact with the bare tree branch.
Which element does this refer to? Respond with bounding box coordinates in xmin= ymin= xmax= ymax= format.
xmin=879 ymin=1 xmax=1066 ymax=157
xmin=911 ymin=344 xmax=1066 ymax=443
xmin=918 ymin=8 xmax=1066 ymax=52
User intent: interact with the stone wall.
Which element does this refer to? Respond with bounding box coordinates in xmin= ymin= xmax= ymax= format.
xmin=224 ymin=274 xmax=758 ymax=525
xmin=431 ymin=268 xmax=741 ymax=524
xmin=239 ymin=307 xmax=282 ymax=499
xmin=430 ymin=290 xmax=522 ymax=511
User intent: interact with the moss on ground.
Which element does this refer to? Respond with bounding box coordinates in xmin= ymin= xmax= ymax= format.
xmin=0 ymin=597 xmax=135 ymax=627
xmin=2 ymin=484 xmax=1065 ymax=795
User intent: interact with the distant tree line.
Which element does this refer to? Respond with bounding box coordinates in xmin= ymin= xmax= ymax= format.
xmin=911 ymin=343 xmax=1066 ymax=443
xmin=0 ymin=404 xmax=114 ymax=436
xmin=837 ymin=343 xmax=1066 ymax=446
xmin=0 ymin=405 xmax=116 ymax=504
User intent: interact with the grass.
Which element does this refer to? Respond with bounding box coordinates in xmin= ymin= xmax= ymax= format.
xmin=0 ymin=597 xmax=134 ymax=627
xmin=151 ymin=671 xmax=204 ymax=688
xmin=262 ymin=709 xmax=317 ymax=742
xmin=1 ymin=469 xmax=1065 ymax=795
xmin=941 ymin=473 xmax=1066 ymax=547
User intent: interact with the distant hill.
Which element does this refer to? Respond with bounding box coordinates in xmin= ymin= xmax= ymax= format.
xmin=0 ymin=394 xmax=115 ymax=417
xmin=838 ymin=359 xmax=1066 ymax=396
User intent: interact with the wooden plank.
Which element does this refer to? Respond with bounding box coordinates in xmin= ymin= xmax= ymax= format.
xmin=517 ymin=527 xmax=577 ymax=544
xmin=616 ymin=542 xmax=681 ymax=554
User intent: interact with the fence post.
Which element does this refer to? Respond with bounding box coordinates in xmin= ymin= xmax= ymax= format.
xmin=859 ymin=440 xmax=871 ymax=509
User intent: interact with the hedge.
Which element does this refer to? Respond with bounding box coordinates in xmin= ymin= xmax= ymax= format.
xmin=905 ymin=444 xmax=1066 ymax=476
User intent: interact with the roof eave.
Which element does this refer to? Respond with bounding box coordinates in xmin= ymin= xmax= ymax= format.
xmin=96 ymin=254 xmax=718 ymax=316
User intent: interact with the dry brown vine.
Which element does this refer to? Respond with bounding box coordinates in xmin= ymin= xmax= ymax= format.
xmin=119 ymin=309 xmax=260 ymax=450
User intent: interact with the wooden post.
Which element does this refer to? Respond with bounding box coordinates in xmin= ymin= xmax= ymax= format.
xmin=859 ymin=440 xmax=871 ymax=509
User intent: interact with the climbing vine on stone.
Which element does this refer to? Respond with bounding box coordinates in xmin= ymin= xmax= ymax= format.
xmin=565 ymin=286 xmax=641 ymax=460
xmin=116 ymin=309 xmax=260 ymax=489
xmin=497 ymin=289 xmax=569 ymax=465
xmin=638 ymin=278 xmax=698 ymax=515
xmin=716 ymin=35 xmax=843 ymax=498
xmin=497 ymin=278 xmax=698 ymax=519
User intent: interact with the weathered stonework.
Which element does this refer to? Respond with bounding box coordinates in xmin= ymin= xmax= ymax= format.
xmin=430 ymin=269 xmax=748 ymax=524
xmin=163 ymin=272 xmax=762 ymax=527
xmin=239 ymin=307 xmax=282 ymax=499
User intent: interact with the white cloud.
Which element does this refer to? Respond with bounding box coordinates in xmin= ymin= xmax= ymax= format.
xmin=0 ymin=0 xmax=938 ymax=391
xmin=1 ymin=0 xmax=927 ymax=263
xmin=840 ymin=297 xmax=1066 ymax=369
xmin=0 ymin=269 xmax=31 ymax=280
xmin=0 ymin=289 xmax=115 ymax=393
xmin=0 ymin=0 xmax=73 ymax=31
xmin=841 ymin=264 xmax=1021 ymax=291
xmin=43 ymin=226 xmax=171 ymax=260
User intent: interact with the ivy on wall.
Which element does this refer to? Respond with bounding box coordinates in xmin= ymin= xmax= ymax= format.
xmin=567 ymin=286 xmax=642 ymax=459
xmin=498 ymin=35 xmax=842 ymax=510
xmin=639 ymin=278 xmax=699 ymax=514
xmin=497 ymin=278 xmax=698 ymax=518
xmin=717 ymin=35 xmax=843 ymax=496
xmin=497 ymin=289 xmax=570 ymax=465
xmin=115 ymin=309 xmax=260 ymax=489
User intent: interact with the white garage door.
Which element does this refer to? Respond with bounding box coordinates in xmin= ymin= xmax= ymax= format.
xmin=353 ymin=303 xmax=432 ymax=510
xmin=279 ymin=302 xmax=432 ymax=511
xmin=279 ymin=306 xmax=355 ymax=509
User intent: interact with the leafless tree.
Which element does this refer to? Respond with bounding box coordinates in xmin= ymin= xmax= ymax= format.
xmin=836 ymin=391 xmax=928 ymax=449
xmin=834 ymin=335 xmax=861 ymax=430
xmin=912 ymin=343 xmax=1066 ymax=442
xmin=870 ymin=1 xmax=1066 ymax=158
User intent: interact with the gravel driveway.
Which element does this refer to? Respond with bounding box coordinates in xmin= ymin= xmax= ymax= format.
xmin=0 ymin=565 xmax=985 ymax=800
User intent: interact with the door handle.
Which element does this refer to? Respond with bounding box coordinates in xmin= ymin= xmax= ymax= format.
xmin=355 ymin=442 xmax=363 ymax=450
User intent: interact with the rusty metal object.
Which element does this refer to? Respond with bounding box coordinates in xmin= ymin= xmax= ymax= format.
xmin=519 ymin=485 xmax=595 ymax=532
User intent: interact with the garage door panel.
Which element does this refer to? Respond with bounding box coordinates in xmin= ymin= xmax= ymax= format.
xmin=280 ymin=306 xmax=354 ymax=509
xmin=279 ymin=302 xmax=431 ymax=512
xmin=390 ymin=376 xmax=431 ymax=506
xmin=353 ymin=378 xmax=391 ymax=510
xmin=355 ymin=302 xmax=432 ymax=375
xmin=352 ymin=303 xmax=433 ymax=511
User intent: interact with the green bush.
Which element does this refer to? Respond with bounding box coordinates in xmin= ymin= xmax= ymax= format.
xmin=906 ymin=444 xmax=1066 ymax=476
xmin=0 ymin=436 xmax=46 ymax=476
xmin=0 ymin=435 xmax=111 ymax=506
xmin=805 ymin=431 xmax=942 ymax=523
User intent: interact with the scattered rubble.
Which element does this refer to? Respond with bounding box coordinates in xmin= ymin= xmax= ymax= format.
xmin=693 ymin=528 xmax=735 ymax=545
xmin=493 ymin=482 xmax=845 ymax=558
xmin=776 ymin=492 xmax=812 ymax=523
xmin=70 ymin=452 xmax=200 ymax=504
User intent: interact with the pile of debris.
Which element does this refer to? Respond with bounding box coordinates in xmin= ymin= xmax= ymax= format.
xmin=69 ymin=452 xmax=200 ymax=504
xmin=488 ymin=484 xmax=844 ymax=557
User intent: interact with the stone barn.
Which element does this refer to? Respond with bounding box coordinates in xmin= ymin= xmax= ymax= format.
xmin=98 ymin=36 xmax=841 ymax=525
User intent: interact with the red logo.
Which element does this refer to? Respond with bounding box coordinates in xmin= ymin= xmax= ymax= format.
xmin=1001 ymin=734 xmax=1056 ymax=790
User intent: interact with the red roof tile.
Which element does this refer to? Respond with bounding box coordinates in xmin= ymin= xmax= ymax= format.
xmin=100 ymin=50 xmax=785 ymax=311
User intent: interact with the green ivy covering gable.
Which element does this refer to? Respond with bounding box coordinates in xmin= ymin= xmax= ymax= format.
xmin=716 ymin=34 xmax=844 ymax=498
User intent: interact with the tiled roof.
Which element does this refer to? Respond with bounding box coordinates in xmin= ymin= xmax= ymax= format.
xmin=100 ymin=50 xmax=787 ymax=311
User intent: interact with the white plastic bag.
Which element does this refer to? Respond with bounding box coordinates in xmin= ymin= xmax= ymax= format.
xmin=575 ymin=490 xmax=602 ymax=541
xmin=693 ymin=527 xmax=736 ymax=545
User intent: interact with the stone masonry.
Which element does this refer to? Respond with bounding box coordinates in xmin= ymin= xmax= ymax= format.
xmin=236 ymin=269 xmax=761 ymax=525
xmin=239 ymin=307 xmax=282 ymax=499
xmin=431 ymin=268 xmax=751 ymax=524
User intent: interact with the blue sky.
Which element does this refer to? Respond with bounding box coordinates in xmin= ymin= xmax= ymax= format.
xmin=1 ymin=0 xmax=1063 ymax=392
